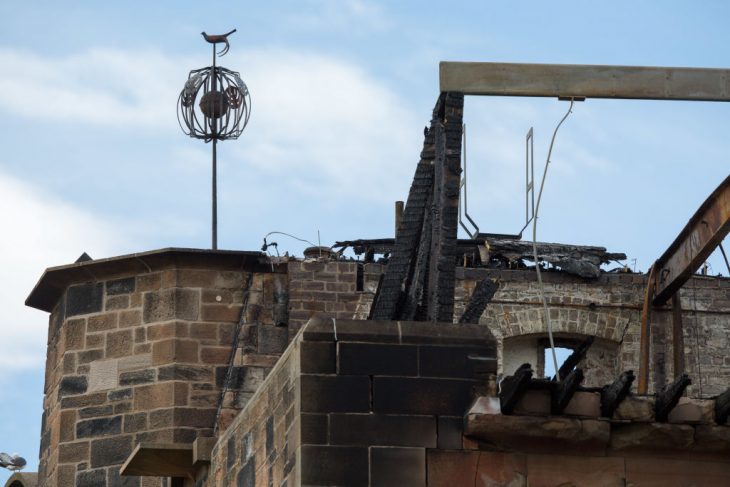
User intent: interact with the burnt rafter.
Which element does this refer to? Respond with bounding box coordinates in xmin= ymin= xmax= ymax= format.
xmin=600 ymin=370 xmax=635 ymax=418
xmin=369 ymin=92 xmax=464 ymax=322
xmin=714 ymin=387 xmax=730 ymax=425
xmin=458 ymin=278 xmax=499 ymax=324
xmin=499 ymin=363 xmax=533 ymax=415
xmin=556 ymin=336 xmax=594 ymax=381
xmin=552 ymin=368 xmax=584 ymax=414
xmin=655 ymin=373 xmax=692 ymax=422
xmin=334 ymin=238 xmax=625 ymax=279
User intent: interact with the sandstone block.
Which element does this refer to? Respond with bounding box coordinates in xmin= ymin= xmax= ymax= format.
xmin=106 ymin=329 xmax=133 ymax=358
xmin=64 ymin=318 xmax=86 ymax=351
xmin=610 ymin=422 xmax=694 ymax=452
xmin=119 ymin=309 xmax=142 ymax=328
xmin=667 ymin=397 xmax=714 ymax=424
xmin=88 ymin=359 xmax=119 ymax=392
xmin=58 ymin=441 xmax=89 ymax=463
xmin=563 ymin=391 xmax=601 ymax=417
xmin=143 ymin=288 xmax=200 ymax=323
xmin=613 ymin=395 xmax=655 ymax=422
xmin=66 ymin=282 xmax=104 ymax=317
xmin=106 ymin=277 xmax=135 ymax=295
xmin=105 ymin=295 xmax=130 ymax=311
xmin=90 ymin=435 xmax=133 ymax=467
xmin=152 ymin=339 xmax=199 ymax=365
xmin=76 ymin=415 xmax=122 ymax=438
xmin=201 ymin=304 xmax=242 ymax=322
xmin=88 ymin=313 xmax=117 ymax=332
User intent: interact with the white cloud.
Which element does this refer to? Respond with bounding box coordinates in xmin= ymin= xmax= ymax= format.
xmin=0 ymin=46 xmax=422 ymax=202
xmin=0 ymin=171 xmax=127 ymax=369
xmin=285 ymin=0 xmax=391 ymax=32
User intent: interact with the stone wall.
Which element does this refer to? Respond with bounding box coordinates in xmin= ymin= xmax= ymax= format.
xmin=35 ymin=253 xmax=282 ymax=487
xmin=204 ymin=317 xmax=496 ymax=487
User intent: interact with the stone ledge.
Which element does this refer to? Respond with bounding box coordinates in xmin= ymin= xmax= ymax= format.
xmin=301 ymin=315 xmax=496 ymax=346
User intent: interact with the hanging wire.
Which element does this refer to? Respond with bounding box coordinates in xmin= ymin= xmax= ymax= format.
xmin=532 ymin=99 xmax=575 ymax=382
xmin=262 ymin=231 xmax=318 ymax=249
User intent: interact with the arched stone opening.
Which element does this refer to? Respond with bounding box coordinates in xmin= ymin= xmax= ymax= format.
xmin=502 ymin=332 xmax=620 ymax=387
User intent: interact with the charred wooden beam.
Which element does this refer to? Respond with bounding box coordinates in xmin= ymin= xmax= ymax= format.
xmin=426 ymin=92 xmax=463 ymax=322
xmin=459 ymin=279 xmax=498 ymax=324
xmin=369 ymin=100 xmax=441 ymax=320
xmin=556 ymin=336 xmax=594 ymax=381
xmin=499 ymin=363 xmax=533 ymax=415
xmin=600 ymin=370 xmax=635 ymax=418
xmin=485 ymin=238 xmax=626 ymax=278
xmin=400 ymin=190 xmax=433 ymax=321
xmin=552 ymin=368 xmax=584 ymax=414
xmin=652 ymin=174 xmax=730 ymax=305
xmin=655 ymin=373 xmax=691 ymax=422
xmin=714 ymin=387 xmax=730 ymax=425
xmin=334 ymin=238 xmax=626 ymax=279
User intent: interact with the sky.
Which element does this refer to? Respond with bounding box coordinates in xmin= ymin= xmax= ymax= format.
xmin=0 ymin=1 xmax=729 ymax=480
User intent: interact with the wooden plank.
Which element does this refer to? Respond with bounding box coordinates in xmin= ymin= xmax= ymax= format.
xmin=638 ymin=265 xmax=656 ymax=394
xmin=652 ymin=174 xmax=730 ymax=305
xmin=440 ymin=62 xmax=730 ymax=101
xmin=556 ymin=337 xmax=594 ymax=381
xmin=499 ymin=363 xmax=533 ymax=415
xmin=120 ymin=443 xmax=194 ymax=477
xmin=458 ymin=278 xmax=498 ymax=324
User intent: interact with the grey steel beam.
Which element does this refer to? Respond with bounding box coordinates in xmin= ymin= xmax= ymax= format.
xmin=440 ymin=62 xmax=730 ymax=101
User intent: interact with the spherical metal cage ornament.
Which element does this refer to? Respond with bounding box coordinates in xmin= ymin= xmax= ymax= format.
xmin=177 ymin=66 xmax=251 ymax=141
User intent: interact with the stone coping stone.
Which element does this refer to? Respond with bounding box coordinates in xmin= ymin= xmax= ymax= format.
xmin=3 ymin=472 xmax=38 ymax=487
xmin=27 ymin=247 xmax=280 ymax=311
xmin=301 ymin=315 xmax=496 ymax=346
xmin=119 ymin=442 xmax=194 ymax=477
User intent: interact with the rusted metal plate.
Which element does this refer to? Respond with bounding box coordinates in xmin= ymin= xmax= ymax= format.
xmin=440 ymin=62 xmax=730 ymax=101
xmin=652 ymin=174 xmax=730 ymax=305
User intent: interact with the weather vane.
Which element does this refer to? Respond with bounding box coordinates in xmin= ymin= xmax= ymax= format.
xmin=177 ymin=28 xmax=251 ymax=250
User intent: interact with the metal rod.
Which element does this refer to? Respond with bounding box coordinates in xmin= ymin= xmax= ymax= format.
xmin=720 ymin=243 xmax=730 ymax=275
xmin=212 ymin=138 xmax=218 ymax=250
xmin=211 ymin=43 xmax=218 ymax=250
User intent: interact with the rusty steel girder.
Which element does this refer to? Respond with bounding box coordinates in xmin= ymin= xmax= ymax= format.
xmin=652 ymin=174 xmax=730 ymax=306
xmin=638 ymin=174 xmax=730 ymax=393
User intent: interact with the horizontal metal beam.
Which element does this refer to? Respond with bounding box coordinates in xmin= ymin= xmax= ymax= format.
xmin=652 ymin=174 xmax=730 ymax=305
xmin=440 ymin=62 xmax=730 ymax=101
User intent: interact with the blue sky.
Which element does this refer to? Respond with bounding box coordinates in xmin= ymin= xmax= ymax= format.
xmin=1 ymin=1 xmax=729 ymax=480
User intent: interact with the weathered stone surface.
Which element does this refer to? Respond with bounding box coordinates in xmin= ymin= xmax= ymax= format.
xmin=466 ymin=413 xmax=609 ymax=455
xmin=58 ymin=441 xmax=89 ymax=463
xmin=613 ymin=395 xmax=655 ymax=422
xmin=625 ymin=457 xmax=730 ymax=486
xmin=66 ymin=282 xmax=104 ymax=317
xmin=513 ymin=389 xmax=551 ymax=416
xmin=563 ymin=391 xmax=601 ymax=417
xmin=76 ymin=415 xmax=122 ymax=438
xmin=328 ymin=414 xmax=436 ymax=448
xmin=88 ymin=359 xmax=119 ymax=392
xmin=258 ymin=325 xmax=288 ymax=354
xmin=58 ymin=375 xmax=88 ymax=397
xmin=610 ymin=422 xmax=694 ymax=452
xmin=143 ymin=288 xmax=200 ymax=323
xmin=107 ymin=277 xmax=135 ymax=295
xmin=667 ymin=397 xmax=714 ymax=424
xmin=90 ymin=435 xmax=133 ymax=467
xmin=427 ymin=450 xmax=481 ymax=487
xmin=88 ymin=313 xmax=117 ymax=332
xmin=370 ymin=447 xmax=425 ymax=487
xmin=106 ymin=329 xmax=133 ymax=358
xmin=158 ymin=364 xmax=213 ymax=382
xmin=527 ymin=454 xmax=624 ymax=487
xmin=119 ymin=369 xmax=156 ymax=386
xmin=76 ymin=468 xmax=106 ymax=487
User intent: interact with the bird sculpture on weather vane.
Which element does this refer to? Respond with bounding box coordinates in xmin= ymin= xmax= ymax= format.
xmin=177 ymin=29 xmax=251 ymax=250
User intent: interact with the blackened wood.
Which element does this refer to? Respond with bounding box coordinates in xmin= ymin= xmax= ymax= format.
xmin=714 ymin=387 xmax=730 ymax=424
xmin=333 ymin=238 xmax=626 ymax=279
xmin=426 ymin=92 xmax=463 ymax=322
xmin=600 ymin=370 xmax=635 ymax=417
xmin=556 ymin=336 xmax=594 ymax=381
xmin=369 ymin=112 xmax=438 ymax=319
xmin=400 ymin=190 xmax=433 ymax=321
xmin=499 ymin=363 xmax=533 ymax=415
xmin=655 ymin=373 xmax=691 ymax=422
xmin=552 ymin=368 xmax=584 ymax=414
xmin=458 ymin=279 xmax=498 ymax=324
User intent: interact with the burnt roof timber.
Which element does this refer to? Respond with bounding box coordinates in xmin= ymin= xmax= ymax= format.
xmin=440 ymin=61 xmax=730 ymax=101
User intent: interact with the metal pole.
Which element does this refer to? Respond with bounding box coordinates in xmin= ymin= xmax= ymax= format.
xmin=212 ymin=138 xmax=218 ymax=250
xmin=211 ymin=44 xmax=218 ymax=250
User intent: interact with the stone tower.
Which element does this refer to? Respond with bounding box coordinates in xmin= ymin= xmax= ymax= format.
xmin=26 ymin=249 xmax=284 ymax=487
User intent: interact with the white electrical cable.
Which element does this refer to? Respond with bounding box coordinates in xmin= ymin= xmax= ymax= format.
xmin=532 ymin=99 xmax=575 ymax=382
